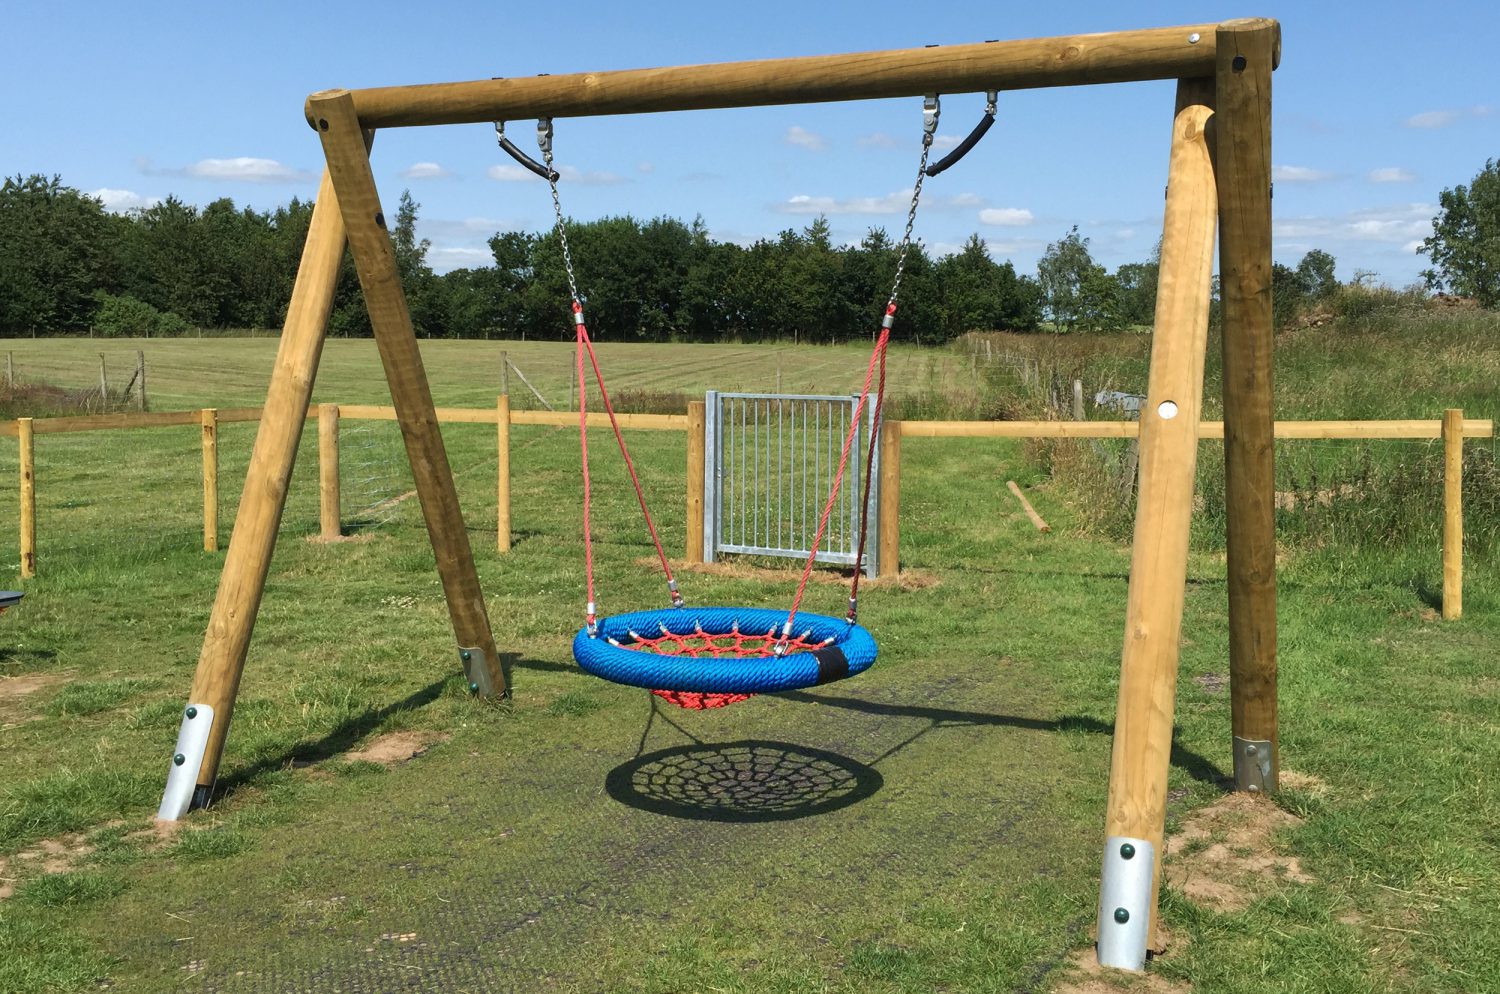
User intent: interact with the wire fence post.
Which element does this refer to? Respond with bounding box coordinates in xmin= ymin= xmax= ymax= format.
xmin=18 ymin=417 xmax=35 ymax=578
xmin=1442 ymin=408 xmax=1464 ymax=620
xmin=319 ymin=403 xmax=341 ymax=540
xmin=497 ymin=394 xmax=512 ymax=552
xmin=687 ymin=400 xmax=706 ymax=562
xmin=136 ymin=350 xmax=147 ymax=411
xmin=201 ymin=408 xmax=219 ymax=552
xmin=98 ymin=353 xmax=109 ymax=407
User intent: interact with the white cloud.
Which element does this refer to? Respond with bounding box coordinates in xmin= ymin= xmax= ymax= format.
xmin=979 ymin=207 xmax=1034 ymax=226
xmin=784 ymin=126 xmax=828 ymax=152
xmin=400 ymin=161 xmax=452 ymax=180
xmin=857 ymin=132 xmax=901 ymax=149
xmin=1368 ymin=167 xmax=1416 ymax=184
xmin=487 ymin=164 xmax=625 ymax=185
xmin=931 ymin=134 xmax=963 ymax=151
xmin=89 ymin=188 xmax=159 ymax=213
xmin=1273 ymin=203 xmax=1434 ymax=244
xmin=775 ymin=189 xmax=985 ymax=216
xmin=182 ymin=157 xmax=314 ymax=183
xmin=427 ymin=246 xmax=493 ymax=270
xmin=1402 ymin=240 xmax=1425 ymax=254
xmin=1404 ymin=109 xmax=1460 ymax=129
xmin=420 ymin=216 xmax=524 ymax=238
xmin=636 ymin=161 xmax=655 ymax=174
xmin=1273 ymin=164 xmax=1336 ymax=183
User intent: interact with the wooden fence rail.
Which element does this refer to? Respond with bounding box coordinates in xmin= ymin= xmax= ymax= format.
xmin=7 ymin=404 xmax=1491 ymax=619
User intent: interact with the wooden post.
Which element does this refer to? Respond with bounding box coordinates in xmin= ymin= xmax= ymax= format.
xmin=136 ymin=350 xmax=147 ymax=411
xmin=201 ymin=409 xmax=218 ymax=552
xmin=1442 ymin=408 xmax=1463 ymax=620
xmin=568 ymin=365 xmax=575 ymax=412
xmin=311 ymin=90 xmax=503 ymax=700
xmin=5 ymin=352 xmax=13 ymax=389
xmin=1216 ymin=17 xmax=1280 ymax=797
xmin=319 ymin=404 xmax=341 ymax=540
xmin=877 ymin=421 xmax=901 ymax=578
xmin=98 ymin=353 xmax=109 ymax=407
xmin=686 ymin=400 xmax=705 ymax=562
xmin=174 ymin=162 xmax=355 ymax=816
xmin=497 ymin=395 xmax=511 ymax=552
xmin=1073 ymin=379 xmax=1085 ymax=420
xmin=500 ymin=351 xmax=510 ymax=396
xmin=1098 ymin=78 xmax=1218 ymax=971
xmin=18 ymin=418 xmax=35 ymax=579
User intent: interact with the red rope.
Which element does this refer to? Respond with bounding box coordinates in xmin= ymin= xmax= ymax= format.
xmin=782 ymin=320 xmax=891 ymax=640
xmin=573 ymin=303 xmax=681 ymax=617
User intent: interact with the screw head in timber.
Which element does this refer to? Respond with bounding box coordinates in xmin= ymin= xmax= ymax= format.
xmin=173 ymin=753 xmax=186 ymax=766
xmin=1120 ymin=843 xmax=1136 ymax=860
xmin=1113 ymin=908 xmax=1130 ymax=924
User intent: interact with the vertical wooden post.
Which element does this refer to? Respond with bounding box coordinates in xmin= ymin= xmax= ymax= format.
xmin=878 ymin=421 xmax=902 ymax=578
xmin=1073 ymin=379 xmax=1085 ymax=420
xmin=172 ymin=163 xmax=355 ymax=817
xmin=136 ymin=350 xmax=147 ymax=411
xmin=1216 ymin=17 xmax=1280 ymax=797
xmin=98 ymin=354 xmax=109 ymax=407
xmin=201 ymin=409 xmax=219 ymax=552
xmin=18 ymin=418 xmax=35 ymax=579
xmin=5 ymin=352 xmax=13 ymax=389
xmin=319 ymin=404 xmax=341 ymax=540
xmin=501 ymin=351 xmax=510 ymax=396
xmin=568 ymin=364 xmax=575 ymax=411
xmin=311 ymin=89 xmax=503 ymax=700
xmin=1098 ymin=78 xmax=1218 ymax=971
xmin=497 ymin=395 xmax=512 ymax=552
xmin=686 ymin=400 xmax=706 ymax=562
xmin=1442 ymin=408 xmax=1463 ymax=620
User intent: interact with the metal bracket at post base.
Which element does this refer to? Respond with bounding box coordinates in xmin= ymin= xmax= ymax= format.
xmin=459 ymin=646 xmax=500 ymax=697
xmin=158 ymin=703 xmax=216 ymax=822
xmin=1097 ymin=835 xmax=1156 ymax=971
xmin=1233 ymin=736 xmax=1275 ymax=794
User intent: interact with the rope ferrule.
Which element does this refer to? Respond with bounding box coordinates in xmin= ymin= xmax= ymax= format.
xmin=668 ymin=580 xmax=684 ymax=609
xmin=585 ymin=601 xmax=599 ymax=638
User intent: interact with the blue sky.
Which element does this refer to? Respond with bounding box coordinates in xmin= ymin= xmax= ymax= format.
xmin=5 ymin=1 xmax=1495 ymax=286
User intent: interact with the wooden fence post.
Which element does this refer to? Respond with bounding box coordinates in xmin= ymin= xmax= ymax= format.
xmin=319 ymin=403 xmax=341 ymax=540
xmin=136 ymin=350 xmax=147 ymax=411
xmin=201 ymin=409 xmax=219 ymax=552
xmin=878 ymin=421 xmax=901 ymax=578
xmin=5 ymin=352 xmax=13 ymax=389
xmin=686 ymin=400 xmax=705 ymax=562
xmin=18 ymin=418 xmax=35 ymax=578
xmin=1073 ymin=379 xmax=1085 ymax=420
xmin=98 ymin=354 xmax=109 ymax=407
xmin=497 ymin=395 xmax=512 ymax=552
xmin=1442 ymin=408 xmax=1463 ymax=620
xmin=501 ymin=351 xmax=510 ymax=396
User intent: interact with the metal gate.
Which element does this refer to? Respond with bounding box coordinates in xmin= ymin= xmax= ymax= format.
xmin=703 ymin=391 xmax=880 ymax=578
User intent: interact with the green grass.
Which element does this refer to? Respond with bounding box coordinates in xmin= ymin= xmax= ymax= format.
xmin=0 ymin=326 xmax=1496 ymax=992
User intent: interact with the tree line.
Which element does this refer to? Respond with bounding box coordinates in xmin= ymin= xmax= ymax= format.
xmin=4 ymin=161 xmax=1495 ymax=340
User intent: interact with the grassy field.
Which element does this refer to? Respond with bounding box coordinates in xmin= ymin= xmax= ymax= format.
xmin=0 ymin=325 xmax=1497 ymax=993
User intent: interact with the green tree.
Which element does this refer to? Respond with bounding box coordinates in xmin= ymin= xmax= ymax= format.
xmin=0 ymin=174 xmax=111 ymax=333
xmin=1296 ymin=248 xmax=1338 ymax=300
xmin=1036 ymin=226 xmax=1094 ymax=331
xmin=1420 ymin=158 xmax=1500 ymax=307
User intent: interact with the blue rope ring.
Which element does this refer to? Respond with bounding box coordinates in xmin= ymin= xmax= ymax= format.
xmin=572 ymin=606 xmax=878 ymax=695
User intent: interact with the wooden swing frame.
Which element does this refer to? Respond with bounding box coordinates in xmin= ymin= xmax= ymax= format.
xmin=159 ymin=18 xmax=1280 ymax=973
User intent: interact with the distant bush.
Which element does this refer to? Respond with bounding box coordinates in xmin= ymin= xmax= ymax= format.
xmin=91 ymin=292 xmax=191 ymax=337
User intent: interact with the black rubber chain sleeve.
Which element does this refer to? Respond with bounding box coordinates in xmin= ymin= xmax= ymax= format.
xmin=924 ymin=111 xmax=995 ymax=178
xmin=497 ymin=133 xmax=560 ymax=181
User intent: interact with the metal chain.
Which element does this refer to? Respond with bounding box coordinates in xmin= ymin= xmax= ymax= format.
xmin=887 ymin=95 xmax=941 ymax=310
xmin=535 ymin=118 xmax=583 ymax=306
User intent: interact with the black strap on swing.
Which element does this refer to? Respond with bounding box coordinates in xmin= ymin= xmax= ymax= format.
xmin=494 ymin=120 xmax=559 ymax=181
xmin=925 ymin=90 xmax=998 ymax=177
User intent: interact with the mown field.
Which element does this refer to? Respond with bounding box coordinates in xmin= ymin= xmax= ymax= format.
xmin=1 ymin=318 xmax=1497 ymax=994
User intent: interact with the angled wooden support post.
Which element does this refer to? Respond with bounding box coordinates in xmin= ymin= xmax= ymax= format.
xmin=311 ymin=89 xmax=504 ymax=702
xmin=1442 ymin=408 xmax=1463 ymax=620
xmin=497 ymin=394 xmax=512 ymax=552
xmin=159 ymin=165 xmax=352 ymax=821
xmin=1097 ymin=77 xmax=1219 ymax=972
xmin=201 ymin=408 xmax=219 ymax=552
xmin=686 ymin=401 xmax=705 ymax=563
xmin=1217 ymin=18 xmax=1280 ymax=797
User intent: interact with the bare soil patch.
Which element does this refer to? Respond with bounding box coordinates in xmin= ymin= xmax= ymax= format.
xmin=0 ymin=831 xmax=96 ymax=901
xmin=665 ymin=558 xmax=940 ymax=592
xmin=0 ymin=671 xmax=66 ymax=727
xmin=304 ymin=532 xmax=377 ymax=545
xmin=1051 ymin=943 xmax=1192 ymax=994
xmin=339 ymin=730 xmax=448 ymax=767
xmin=1168 ymin=792 xmax=1311 ymax=913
